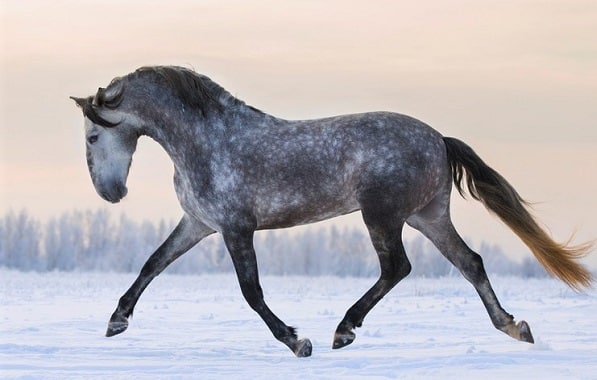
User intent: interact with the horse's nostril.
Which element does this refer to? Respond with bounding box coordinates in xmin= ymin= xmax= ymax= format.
xmin=113 ymin=183 xmax=128 ymax=200
xmin=119 ymin=185 xmax=128 ymax=198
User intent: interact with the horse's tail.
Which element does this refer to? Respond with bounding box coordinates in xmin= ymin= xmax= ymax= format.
xmin=443 ymin=137 xmax=593 ymax=290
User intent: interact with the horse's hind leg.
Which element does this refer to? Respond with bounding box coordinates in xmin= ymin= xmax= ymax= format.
xmin=407 ymin=196 xmax=534 ymax=344
xmin=333 ymin=206 xmax=411 ymax=349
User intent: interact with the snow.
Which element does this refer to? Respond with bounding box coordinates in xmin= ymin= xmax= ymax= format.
xmin=1 ymin=270 xmax=596 ymax=379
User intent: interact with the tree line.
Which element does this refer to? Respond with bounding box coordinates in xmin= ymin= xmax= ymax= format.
xmin=0 ymin=209 xmax=549 ymax=278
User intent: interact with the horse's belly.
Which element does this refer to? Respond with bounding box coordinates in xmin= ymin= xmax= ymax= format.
xmin=255 ymin=193 xmax=360 ymax=230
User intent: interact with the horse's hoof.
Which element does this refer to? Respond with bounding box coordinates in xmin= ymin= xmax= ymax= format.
xmin=106 ymin=315 xmax=128 ymax=337
xmin=293 ymin=338 xmax=312 ymax=357
xmin=518 ymin=321 xmax=534 ymax=344
xmin=501 ymin=319 xmax=534 ymax=344
xmin=332 ymin=330 xmax=356 ymax=349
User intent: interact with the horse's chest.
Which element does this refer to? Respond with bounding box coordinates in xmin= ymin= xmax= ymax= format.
xmin=174 ymin=171 xmax=222 ymax=229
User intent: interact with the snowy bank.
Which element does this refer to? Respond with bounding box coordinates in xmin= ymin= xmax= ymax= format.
xmin=1 ymin=270 xmax=596 ymax=379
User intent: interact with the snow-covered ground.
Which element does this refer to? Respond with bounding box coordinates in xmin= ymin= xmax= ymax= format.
xmin=1 ymin=270 xmax=596 ymax=379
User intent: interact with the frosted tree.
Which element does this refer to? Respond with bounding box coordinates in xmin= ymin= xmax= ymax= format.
xmin=84 ymin=209 xmax=114 ymax=271
xmin=44 ymin=211 xmax=85 ymax=271
xmin=0 ymin=209 xmax=556 ymax=279
xmin=0 ymin=210 xmax=42 ymax=271
xmin=520 ymin=256 xmax=549 ymax=278
xmin=254 ymin=230 xmax=282 ymax=275
xmin=109 ymin=214 xmax=140 ymax=272
xmin=477 ymin=241 xmax=519 ymax=276
xmin=44 ymin=217 xmax=63 ymax=271
xmin=341 ymin=228 xmax=378 ymax=277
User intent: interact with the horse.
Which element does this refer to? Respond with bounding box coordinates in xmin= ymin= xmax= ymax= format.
xmin=71 ymin=66 xmax=592 ymax=357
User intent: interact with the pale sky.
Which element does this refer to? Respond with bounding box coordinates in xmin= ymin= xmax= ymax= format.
xmin=1 ymin=0 xmax=596 ymax=268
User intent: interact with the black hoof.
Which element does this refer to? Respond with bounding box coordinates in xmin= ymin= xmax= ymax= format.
xmin=332 ymin=330 xmax=356 ymax=349
xmin=293 ymin=338 xmax=313 ymax=357
xmin=106 ymin=314 xmax=128 ymax=337
xmin=518 ymin=321 xmax=534 ymax=344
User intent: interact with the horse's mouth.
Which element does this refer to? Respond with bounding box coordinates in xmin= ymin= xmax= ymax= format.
xmin=98 ymin=184 xmax=128 ymax=203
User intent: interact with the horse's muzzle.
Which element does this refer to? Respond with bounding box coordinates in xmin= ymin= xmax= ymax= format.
xmin=98 ymin=182 xmax=128 ymax=203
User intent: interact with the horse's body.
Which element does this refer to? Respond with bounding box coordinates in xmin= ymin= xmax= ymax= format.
xmin=176 ymin=111 xmax=444 ymax=231
xmin=72 ymin=66 xmax=592 ymax=357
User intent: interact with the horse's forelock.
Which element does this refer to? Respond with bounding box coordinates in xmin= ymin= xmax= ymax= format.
xmin=93 ymin=78 xmax=124 ymax=110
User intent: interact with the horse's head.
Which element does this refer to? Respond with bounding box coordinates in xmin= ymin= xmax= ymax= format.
xmin=71 ymin=79 xmax=139 ymax=203
xmin=71 ymin=66 xmax=245 ymax=202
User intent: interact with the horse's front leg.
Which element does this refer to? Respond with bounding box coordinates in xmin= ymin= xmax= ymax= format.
xmin=222 ymin=229 xmax=312 ymax=357
xmin=106 ymin=215 xmax=214 ymax=337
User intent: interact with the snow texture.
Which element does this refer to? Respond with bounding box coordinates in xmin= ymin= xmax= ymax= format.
xmin=1 ymin=270 xmax=596 ymax=379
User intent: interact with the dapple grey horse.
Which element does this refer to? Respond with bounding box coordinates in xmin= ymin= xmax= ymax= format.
xmin=71 ymin=66 xmax=592 ymax=357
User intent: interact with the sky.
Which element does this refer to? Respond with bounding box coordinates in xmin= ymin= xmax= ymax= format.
xmin=1 ymin=0 xmax=596 ymax=268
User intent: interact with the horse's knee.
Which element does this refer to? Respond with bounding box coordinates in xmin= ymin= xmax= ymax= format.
xmin=391 ymin=259 xmax=412 ymax=286
xmin=381 ymin=255 xmax=411 ymax=286
xmin=394 ymin=258 xmax=412 ymax=283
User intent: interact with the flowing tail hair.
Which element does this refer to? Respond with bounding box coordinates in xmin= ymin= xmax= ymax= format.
xmin=443 ymin=137 xmax=593 ymax=290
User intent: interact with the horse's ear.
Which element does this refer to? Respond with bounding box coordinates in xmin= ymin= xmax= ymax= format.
xmin=70 ymin=96 xmax=88 ymax=109
xmin=69 ymin=95 xmax=120 ymax=127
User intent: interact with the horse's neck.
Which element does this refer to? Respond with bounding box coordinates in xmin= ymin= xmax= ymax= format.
xmin=146 ymin=106 xmax=282 ymax=168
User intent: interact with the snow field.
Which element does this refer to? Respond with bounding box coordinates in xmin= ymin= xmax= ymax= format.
xmin=1 ymin=270 xmax=596 ymax=379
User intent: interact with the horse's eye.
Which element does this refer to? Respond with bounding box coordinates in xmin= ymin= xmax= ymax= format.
xmin=87 ymin=135 xmax=99 ymax=145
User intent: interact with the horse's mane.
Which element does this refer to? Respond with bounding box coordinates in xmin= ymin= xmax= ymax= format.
xmin=80 ymin=66 xmax=262 ymax=127
xmin=134 ymin=66 xmax=262 ymax=116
